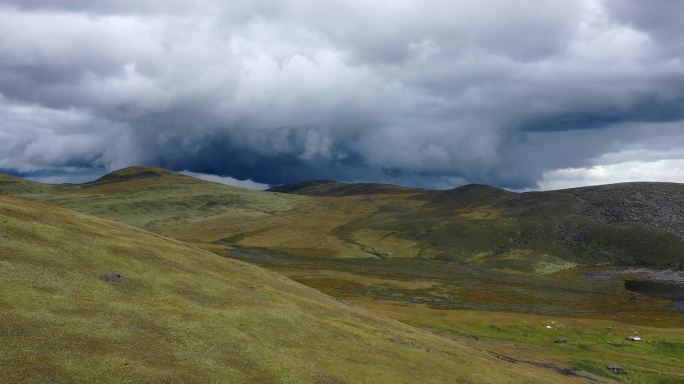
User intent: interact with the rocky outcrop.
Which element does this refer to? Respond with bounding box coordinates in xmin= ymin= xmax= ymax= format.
xmin=568 ymin=183 xmax=684 ymax=239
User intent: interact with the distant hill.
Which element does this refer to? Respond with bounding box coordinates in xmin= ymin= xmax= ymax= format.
xmin=0 ymin=172 xmax=53 ymax=194
xmin=0 ymin=167 xmax=303 ymax=229
xmin=84 ymin=166 xmax=179 ymax=185
xmin=424 ymin=182 xmax=684 ymax=268
xmin=267 ymin=178 xmax=684 ymax=267
xmin=422 ymin=181 xmax=684 ymax=240
xmin=2 ymin=168 xmax=684 ymax=269
xmin=422 ymin=183 xmax=516 ymax=207
xmin=268 ymin=180 xmax=423 ymax=196
xmin=566 ymin=182 xmax=684 ymax=239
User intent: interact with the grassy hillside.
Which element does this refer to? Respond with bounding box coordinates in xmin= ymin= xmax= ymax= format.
xmin=3 ymin=167 xmax=683 ymax=269
xmin=3 ymin=167 xmax=684 ymax=382
xmin=0 ymin=195 xmax=588 ymax=383
xmin=1 ymin=167 xmax=301 ymax=229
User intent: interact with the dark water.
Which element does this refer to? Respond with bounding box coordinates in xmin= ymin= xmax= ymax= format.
xmin=674 ymin=300 xmax=684 ymax=312
xmin=625 ymin=280 xmax=684 ymax=313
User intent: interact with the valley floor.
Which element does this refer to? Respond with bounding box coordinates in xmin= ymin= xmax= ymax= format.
xmin=227 ymin=251 xmax=684 ymax=384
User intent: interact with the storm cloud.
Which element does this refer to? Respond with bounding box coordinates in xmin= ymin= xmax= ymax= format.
xmin=1 ymin=0 xmax=683 ymax=189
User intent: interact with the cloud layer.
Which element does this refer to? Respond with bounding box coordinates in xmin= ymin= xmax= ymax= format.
xmin=1 ymin=0 xmax=683 ymax=189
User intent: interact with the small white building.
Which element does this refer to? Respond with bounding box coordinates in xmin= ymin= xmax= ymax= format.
xmin=626 ymin=335 xmax=642 ymax=341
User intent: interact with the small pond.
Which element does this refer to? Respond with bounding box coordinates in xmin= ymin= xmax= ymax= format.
xmin=625 ymin=280 xmax=684 ymax=313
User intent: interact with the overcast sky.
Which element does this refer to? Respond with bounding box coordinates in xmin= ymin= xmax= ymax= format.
xmin=1 ymin=0 xmax=684 ymax=190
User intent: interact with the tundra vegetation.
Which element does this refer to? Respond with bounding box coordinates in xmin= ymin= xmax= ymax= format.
xmin=2 ymin=167 xmax=684 ymax=383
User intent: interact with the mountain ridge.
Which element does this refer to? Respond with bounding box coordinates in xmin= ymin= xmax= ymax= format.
xmin=5 ymin=166 xmax=684 ymax=196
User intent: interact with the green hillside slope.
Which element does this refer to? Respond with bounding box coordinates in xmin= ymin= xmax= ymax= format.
xmin=3 ymin=167 xmax=684 ymax=382
xmin=1 ymin=167 xmax=301 ymax=229
xmin=2 ymin=168 xmax=683 ymax=281
xmin=0 ymin=195 xmax=587 ymax=383
xmin=6 ymin=168 xmax=684 ymax=269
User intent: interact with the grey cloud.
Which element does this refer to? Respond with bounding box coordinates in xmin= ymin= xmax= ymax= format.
xmin=0 ymin=0 xmax=683 ymax=189
xmin=604 ymin=0 xmax=684 ymax=39
xmin=0 ymin=0 xmax=204 ymax=15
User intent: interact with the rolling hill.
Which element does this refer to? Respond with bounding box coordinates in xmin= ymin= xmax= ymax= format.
xmin=2 ymin=167 xmax=684 ymax=382
xmin=4 ymin=167 xmax=684 ymax=269
xmin=0 ymin=195 xmax=585 ymax=383
xmin=0 ymin=167 xmax=302 ymax=229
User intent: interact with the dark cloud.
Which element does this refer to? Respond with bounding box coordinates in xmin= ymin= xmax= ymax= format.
xmin=604 ymin=0 xmax=684 ymax=40
xmin=0 ymin=0 xmax=683 ymax=189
